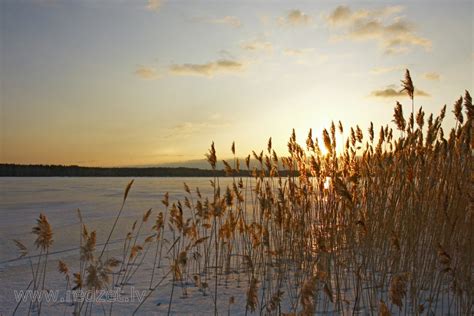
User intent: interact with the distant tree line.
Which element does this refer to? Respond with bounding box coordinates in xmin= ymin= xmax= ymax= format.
xmin=0 ymin=164 xmax=297 ymax=177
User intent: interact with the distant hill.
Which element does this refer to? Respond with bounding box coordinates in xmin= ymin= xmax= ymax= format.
xmin=0 ymin=163 xmax=293 ymax=177
xmin=126 ymin=159 xmax=222 ymax=170
xmin=135 ymin=157 xmax=284 ymax=170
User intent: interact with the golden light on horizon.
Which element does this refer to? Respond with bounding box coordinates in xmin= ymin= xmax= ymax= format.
xmin=0 ymin=1 xmax=472 ymax=167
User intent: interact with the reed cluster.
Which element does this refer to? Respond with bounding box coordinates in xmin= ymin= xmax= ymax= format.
xmin=12 ymin=71 xmax=473 ymax=315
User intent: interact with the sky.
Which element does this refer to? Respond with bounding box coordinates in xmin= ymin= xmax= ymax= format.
xmin=0 ymin=0 xmax=473 ymax=167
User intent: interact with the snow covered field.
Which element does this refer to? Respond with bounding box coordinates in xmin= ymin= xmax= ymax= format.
xmin=0 ymin=176 xmax=471 ymax=315
xmin=0 ymin=177 xmax=244 ymax=315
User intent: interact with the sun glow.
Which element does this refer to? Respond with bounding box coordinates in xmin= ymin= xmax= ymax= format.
xmin=323 ymin=176 xmax=331 ymax=190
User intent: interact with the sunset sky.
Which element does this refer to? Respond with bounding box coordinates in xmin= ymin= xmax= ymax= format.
xmin=1 ymin=0 xmax=473 ymax=167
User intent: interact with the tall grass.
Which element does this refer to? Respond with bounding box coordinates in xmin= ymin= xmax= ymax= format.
xmin=11 ymin=71 xmax=473 ymax=315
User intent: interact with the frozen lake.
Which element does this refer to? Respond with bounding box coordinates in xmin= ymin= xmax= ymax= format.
xmin=0 ymin=177 xmax=242 ymax=315
xmin=0 ymin=177 xmax=221 ymax=264
xmin=1 ymin=177 xmax=463 ymax=315
xmin=0 ymin=177 xmax=222 ymax=262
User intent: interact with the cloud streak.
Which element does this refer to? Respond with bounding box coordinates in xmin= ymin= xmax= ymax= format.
xmin=165 ymin=118 xmax=231 ymax=140
xmin=371 ymin=86 xmax=430 ymax=98
xmin=146 ymin=0 xmax=163 ymax=11
xmin=423 ymin=72 xmax=440 ymax=80
xmin=201 ymin=16 xmax=241 ymax=28
xmin=169 ymin=59 xmax=244 ymax=77
xmin=278 ymin=10 xmax=312 ymax=26
xmin=326 ymin=5 xmax=431 ymax=54
xmin=370 ymin=65 xmax=406 ymax=74
xmin=283 ymin=48 xmax=314 ymax=56
xmin=327 ymin=5 xmax=404 ymax=26
xmin=283 ymin=48 xmax=329 ymax=65
xmin=134 ymin=66 xmax=159 ymax=79
xmin=241 ymin=39 xmax=273 ymax=52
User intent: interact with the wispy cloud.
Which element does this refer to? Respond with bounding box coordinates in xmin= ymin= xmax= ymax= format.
xmin=150 ymin=149 xmax=185 ymax=158
xmin=423 ymin=72 xmax=440 ymax=81
xmin=241 ymin=39 xmax=273 ymax=53
xmin=200 ymin=16 xmax=241 ymax=28
xmin=326 ymin=5 xmax=431 ymax=55
xmin=327 ymin=5 xmax=404 ymax=26
xmin=218 ymin=49 xmax=238 ymax=60
xmin=283 ymin=48 xmax=314 ymax=56
xmin=283 ymin=48 xmax=329 ymax=65
xmin=169 ymin=59 xmax=244 ymax=77
xmin=165 ymin=118 xmax=231 ymax=139
xmin=371 ymin=85 xmax=430 ymax=98
xmin=134 ymin=66 xmax=159 ymax=79
xmin=278 ymin=10 xmax=312 ymax=26
xmin=370 ymin=65 xmax=406 ymax=74
xmin=146 ymin=0 xmax=163 ymax=11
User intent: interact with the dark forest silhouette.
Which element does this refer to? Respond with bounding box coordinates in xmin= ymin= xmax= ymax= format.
xmin=0 ymin=164 xmax=296 ymax=177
